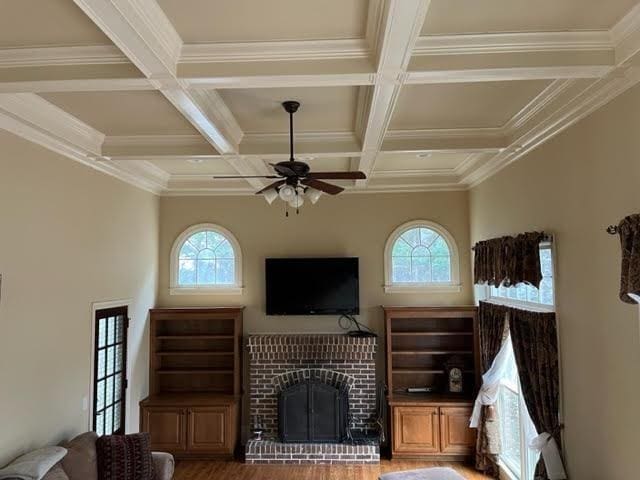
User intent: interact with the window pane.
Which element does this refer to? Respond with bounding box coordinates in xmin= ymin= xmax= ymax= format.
xmin=178 ymin=259 xmax=196 ymax=285
xmin=500 ymin=387 xmax=523 ymax=473
xmin=540 ymin=277 xmax=554 ymax=305
xmin=106 ymin=346 xmax=115 ymax=376
xmin=96 ymin=412 xmax=104 ymax=436
xmin=216 ymin=259 xmax=235 ymax=284
xmin=400 ymin=228 xmax=420 ymax=247
xmin=98 ymin=318 xmax=106 ymax=348
xmin=197 ymin=259 xmax=215 ymax=284
xmin=114 ymin=402 xmax=122 ymax=432
xmin=115 ymin=345 xmax=123 ymax=373
xmin=105 ymin=406 xmax=113 ymax=435
xmin=392 ymin=238 xmax=412 ymax=257
xmin=106 ymin=375 xmax=114 ymax=406
xmin=430 ymin=236 xmax=450 ymax=256
xmin=115 ymin=316 xmax=123 ymax=343
xmin=107 ymin=317 xmax=115 ymax=345
xmin=419 ymin=228 xmax=438 ymax=246
xmin=198 ymin=248 xmax=215 ymax=260
xmin=215 ymin=239 xmax=234 ymax=259
xmin=97 ymin=349 xmax=106 ymax=379
xmin=96 ymin=379 xmax=105 ymax=411
xmin=206 ymin=231 xmax=224 ymax=249
xmin=114 ymin=373 xmax=122 ymax=401
xmin=392 ymin=256 xmax=411 ymax=282
xmin=188 ymin=231 xmax=207 ymax=250
xmin=179 ymin=241 xmax=198 ymax=259
xmin=432 ymin=256 xmax=451 ymax=282
xmin=411 ymin=255 xmax=431 ymax=282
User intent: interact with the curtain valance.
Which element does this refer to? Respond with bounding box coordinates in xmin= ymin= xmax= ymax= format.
xmin=473 ymin=231 xmax=547 ymax=287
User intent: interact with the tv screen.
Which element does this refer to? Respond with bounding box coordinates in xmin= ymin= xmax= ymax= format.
xmin=265 ymin=257 xmax=360 ymax=315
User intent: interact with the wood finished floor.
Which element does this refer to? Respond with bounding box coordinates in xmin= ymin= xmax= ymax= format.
xmin=174 ymin=460 xmax=492 ymax=480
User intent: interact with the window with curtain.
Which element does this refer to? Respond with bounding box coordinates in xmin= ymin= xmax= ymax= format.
xmin=170 ymin=223 xmax=243 ymax=294
xmin=489 ymin=243 xmax=555 ymax=307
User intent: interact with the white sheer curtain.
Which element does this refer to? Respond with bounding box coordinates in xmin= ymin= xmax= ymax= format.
xmin=469 ymin=334 xmax=513 ymax=428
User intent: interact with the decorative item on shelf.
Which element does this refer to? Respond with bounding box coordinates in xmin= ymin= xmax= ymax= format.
xmin=251 ymin=414 xmax=265 ymax=442
xmin=444 ymin=355 xmax=466 ymax=394
xmin=210 ymin=101 xmax=366 ymax=216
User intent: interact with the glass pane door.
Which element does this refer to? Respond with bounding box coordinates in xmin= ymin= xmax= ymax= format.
xmin=93 ymin=306 xmax=128 ymax=436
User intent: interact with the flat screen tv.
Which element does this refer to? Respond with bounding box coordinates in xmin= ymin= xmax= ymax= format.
xmin=265 ymin=257 xmax=360 ymax=315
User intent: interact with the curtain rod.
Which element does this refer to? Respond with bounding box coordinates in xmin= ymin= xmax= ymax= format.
xmin=606 ymin=225 xmax=619 ymax=235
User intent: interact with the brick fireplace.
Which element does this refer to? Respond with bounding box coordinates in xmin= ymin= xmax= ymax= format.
xmin=245 ymin=334 xmax=380 ymax=464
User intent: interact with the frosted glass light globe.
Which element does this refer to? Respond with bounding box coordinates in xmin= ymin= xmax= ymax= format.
xmin=278 ymin=185 xmax=296 ymax=201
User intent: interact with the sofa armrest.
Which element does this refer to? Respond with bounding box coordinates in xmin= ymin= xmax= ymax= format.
xmin=151 ymin=452 xmax=174 ymax=480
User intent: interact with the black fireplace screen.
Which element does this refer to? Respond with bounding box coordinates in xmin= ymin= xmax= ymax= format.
xmin=278 ymin=379 xmax=349 ymax=443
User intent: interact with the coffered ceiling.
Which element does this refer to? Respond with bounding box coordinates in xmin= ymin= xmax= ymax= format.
xmin=0 ymin=0 xmax=639 ymax=195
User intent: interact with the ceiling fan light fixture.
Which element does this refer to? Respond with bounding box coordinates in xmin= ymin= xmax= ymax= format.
xmin=278 ymin=184 xmax=296 ymax=202
xmin=306 ymin=187 xmax=322 ymax=204
xmin=263 ymin=188 xmax=278 ymax=204
xmin=288 ymin=194 xmax=304 ymax=209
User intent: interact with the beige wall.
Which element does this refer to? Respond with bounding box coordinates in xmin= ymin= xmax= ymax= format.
xmin=158 ymin=191 xmax=473 ymax=436
xmin=470 ymin=84 xmax=640 ymax=479
xmin=158 ymin=191 xmax=473 ymax=327
xmin=0 ymin=132 xmax=159 ymax=466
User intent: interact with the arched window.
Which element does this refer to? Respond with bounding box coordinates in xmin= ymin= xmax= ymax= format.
xmin=170 ymin=223 xmax=243 ymax=295
xmin=384 ymin=220 xmax=461 ymax=293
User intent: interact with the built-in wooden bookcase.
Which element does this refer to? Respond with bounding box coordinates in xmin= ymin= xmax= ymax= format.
xmin=384 ymin=306 xmax=479 ymax=460
xmin=141 ymin=307 xmax=243 ymax=459
xmin=149 ymin=308 xmax=243 ymax=396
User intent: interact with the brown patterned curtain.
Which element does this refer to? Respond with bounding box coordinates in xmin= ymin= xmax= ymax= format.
xmin=475 ymin=301 xmax=509 ymax=477
xmin=474 ymin=232 xmax=547 ymax=287
xmin=617 ymin=214 xmax=640 ymax=304
xmin=509 ymin=308 xmax=564 ymax=480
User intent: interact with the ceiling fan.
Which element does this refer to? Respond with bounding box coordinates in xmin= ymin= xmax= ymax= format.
xmin=212 ymin=100 xmax=366 ymax=214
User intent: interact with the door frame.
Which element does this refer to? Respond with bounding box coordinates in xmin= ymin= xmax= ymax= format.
xmin=89 ymin=298 xmax=132 ymax=432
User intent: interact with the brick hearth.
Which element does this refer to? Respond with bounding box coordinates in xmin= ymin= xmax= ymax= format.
xmin=246 ymin=334 xmax=380 ymax=464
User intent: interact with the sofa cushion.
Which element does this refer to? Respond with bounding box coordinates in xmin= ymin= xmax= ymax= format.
xmin=42 ymin=463 xmax=70 ymax=480
xmin=60 ymin=432 xmax=98 ymax=480
xmin=0 ymin=447 xmax=67 ymax=480
xmin=96 ymin=433 xmax=155 ymax=480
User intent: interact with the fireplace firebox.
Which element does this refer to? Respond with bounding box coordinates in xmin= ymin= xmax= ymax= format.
xmin=278 ymin=379 xmax=349 ymax=443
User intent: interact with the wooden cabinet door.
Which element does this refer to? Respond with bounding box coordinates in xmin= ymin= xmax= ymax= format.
xmin=439 ymin=406 xmax=476 ymax=454
xmin=393 ymin=406 xmax=440 ymax=454
xmin=141 ymin=407 xmax=186 ymax=452
xmin=187 ymin=406 xmax=232 ymax=453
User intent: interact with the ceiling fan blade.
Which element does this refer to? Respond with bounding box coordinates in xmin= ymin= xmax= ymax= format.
xmin=255 ymin=180 xmax=286 ymax=194
xmin=306 ymin=171 xmax=367 ymax=180
xmin=212 ymin=175 xmax=281 ymax=179
xmin=270 ymin=163 xmax=297 ymax=177
xmin=301 ymin=178 xmax=344 ymax=195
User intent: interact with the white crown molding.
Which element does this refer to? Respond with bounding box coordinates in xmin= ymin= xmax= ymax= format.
xmin=242 ymin=131 xmax=357 ymax=144
xmin=183 ymin=73 xmax=377 ymax=90
xmin=0 ymin=93 xmax=104 ymax=154
xmin=463 ymin=66 xmax=640 ymax=188
xmin=365 ymin=0 xmax=386 ymax=54
xmin=0 ymin=78 xmax=155 ymax=94
xmin=372 ymin=168 xmax=456 ymax=178
xmin=104 ymin=134 xmax=207 ymax=149
xmin=502 ymin=79 xmax=574 ymax=132
xmin=72 ymin=0 xmax=181 ymax=77
xmin=612 ymin=2 xmax=640 ymax=65
xmin=0 ymin=94 xmax=167 ymax=194
xmin=0 ymin=45 xmax=128 ymax=68
xmin=183 ymin=89 xmax=244 ymax=146
xmin=414 ymin=31 xmax=613 ymax=56
xmin=386 ymin=127 xmax=506 ymax=140
xmin=180 ymin=39 xmax=369 ymax=63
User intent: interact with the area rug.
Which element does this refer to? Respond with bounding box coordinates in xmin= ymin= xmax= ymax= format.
xmin=379 ymin=467 xmax=466 ymax=480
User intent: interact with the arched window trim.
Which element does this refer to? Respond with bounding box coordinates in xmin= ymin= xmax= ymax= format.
xmin=170 ymin=223 xmax=244 ymax=295
xmin=384 ymin=220 xmax=461 ymax=293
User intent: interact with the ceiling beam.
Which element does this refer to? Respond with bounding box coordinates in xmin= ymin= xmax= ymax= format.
xmin=356 ymin=0 xmax=432 ymax=185
xmin=72 ymin=0 xmax=266 ymax=189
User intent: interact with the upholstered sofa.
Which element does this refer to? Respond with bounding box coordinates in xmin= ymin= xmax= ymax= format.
xmin=26 ymin=432 xmax=173 ymax=480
